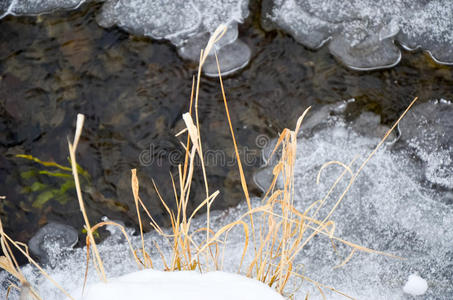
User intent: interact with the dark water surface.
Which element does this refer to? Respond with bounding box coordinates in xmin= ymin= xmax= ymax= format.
xmin=0 ymin=2 xmax=452 ymax=245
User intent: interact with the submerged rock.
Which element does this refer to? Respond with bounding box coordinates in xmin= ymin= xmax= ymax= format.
xmin=28 ymin=222 xmax=78 ymax=265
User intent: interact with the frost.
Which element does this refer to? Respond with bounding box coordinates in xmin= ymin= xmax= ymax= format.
xmin=176 ymin=23 xmax=251 ymax=76
xmin=263 ymin=0 xmax=453 ymax=69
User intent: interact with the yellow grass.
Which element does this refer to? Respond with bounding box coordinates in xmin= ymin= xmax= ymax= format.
xmin=0 ymin=24 xmax=418 ymax=299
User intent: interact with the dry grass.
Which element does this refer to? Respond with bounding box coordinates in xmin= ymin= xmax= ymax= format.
xmin=0 ymin=24 xmax=418 ymax=299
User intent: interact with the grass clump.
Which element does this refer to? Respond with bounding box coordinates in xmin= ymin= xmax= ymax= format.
xmin=0 ymin=24 xmax=418 ymax=299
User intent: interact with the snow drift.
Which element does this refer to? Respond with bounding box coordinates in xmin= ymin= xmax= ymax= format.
xmin=80 ymin=270 xmax=284 ymax=300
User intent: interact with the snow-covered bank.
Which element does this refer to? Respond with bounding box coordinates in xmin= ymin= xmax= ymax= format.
xmin=79 ymin=270 xmax=284 ymax=300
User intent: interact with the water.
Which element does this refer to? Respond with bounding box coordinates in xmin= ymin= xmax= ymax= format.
xmin=0 ymin=1 xmax=452 ymax=261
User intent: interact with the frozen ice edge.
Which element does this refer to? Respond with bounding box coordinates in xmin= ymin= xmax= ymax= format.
xmin=263 ymin=0 xmax=453 ymax=70
xmin=334 ymin=47 xmax=402 ymax=72
xmin=255 ymin=99 xmax=453 ymax=298
xmin=0 ymin=0 xmax=86 ymax=19
xmin=398 ymin=40 xmax=453 ymax=66
xmin=3 ymin=0 xmax=453 ymax=71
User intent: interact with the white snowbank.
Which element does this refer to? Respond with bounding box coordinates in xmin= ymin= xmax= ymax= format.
xmin=403 ymin=274 xmax=428 ymax=296
xmin=79 ymin=270 xmax=284 ymax=300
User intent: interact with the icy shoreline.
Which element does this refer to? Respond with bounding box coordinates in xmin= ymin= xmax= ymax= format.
xmin=2 ymin=0 xmax=453 ymax=72
xmin=1 ymin=100 xmax=452 ymax=299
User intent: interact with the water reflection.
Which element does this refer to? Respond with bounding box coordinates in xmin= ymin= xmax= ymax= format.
xmin=0 ymin=2 xmax=452 ymax=245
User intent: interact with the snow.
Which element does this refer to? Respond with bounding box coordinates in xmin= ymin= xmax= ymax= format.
xmin=263 ymin=0 xmax=453 ymax=69
xmin=403 ymin=274 xmax=428 ymax=296
xmin=78 ymin=270 xmax=284 ymax=300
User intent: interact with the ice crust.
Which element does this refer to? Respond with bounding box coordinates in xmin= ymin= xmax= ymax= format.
xmin=263 ymin=0 xmax=453 ymax=69
xmin=1 ymin=100 xmax=452 ymax=299
xmin=0 ymin=0 xmax=86 ymax=18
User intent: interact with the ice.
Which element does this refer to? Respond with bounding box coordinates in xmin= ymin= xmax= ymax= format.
xmin=28 ymin=222 xmax=78 ymax=266
xmin=2 ymin=100 xmax=453 ymax=299
xmin=263 ymin=0 xmax=453 ymax=69
xmin=0 ymin=0 xmax=86 ymax=17
xmin=0 ymin=0 xmax=13 ymax=18
xmin=328 ymin=29 xmax=402 ymax=70
xmin=95 ymin=0 xmax=201 ymax=44
xmin=177 ymin=23 xmax=252 ymax=76
xmin=403 ymin=274 xmax=428 ymax=296
xmin=396 ymin=100 xmax=453 ymax=199
xmin=255 ymin=100 xmax=453 ymax=298
xmin=398 ymin=1 xmax=453 ymax=65
xmin=79 ymin=270 xmax=284 ymax=300
xmin=97 ymin=0 xmax=251 ymax=76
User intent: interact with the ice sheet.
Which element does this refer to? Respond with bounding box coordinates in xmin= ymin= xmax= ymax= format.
xmin=0 ymin=0 xmax=86 ymax=17
xmin=97 ymin=0 xmax=251 ymax=76
xmin=263 ymin=0 xmax=453 ymax=69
